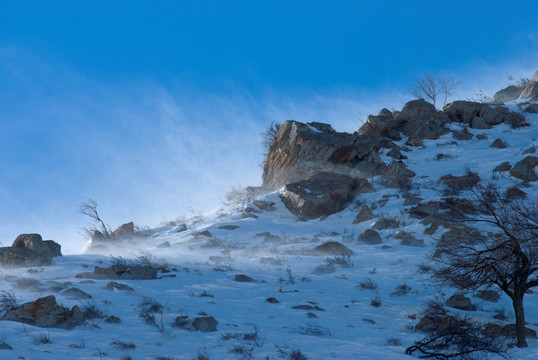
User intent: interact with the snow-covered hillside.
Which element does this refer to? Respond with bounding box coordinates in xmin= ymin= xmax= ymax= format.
xmin=0 ymin=103 xmax=537 ymax=360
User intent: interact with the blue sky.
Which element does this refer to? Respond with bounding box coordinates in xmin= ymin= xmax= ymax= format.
xmin=1 ymin=0 xmax=537 ymax=252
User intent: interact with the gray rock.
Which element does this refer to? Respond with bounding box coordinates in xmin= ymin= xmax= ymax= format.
xmin=111 ymin=222 xmax=135 ymax=239
xmin=440 ymin=172 xmax=480 ymax=191
xmin=493 ymin=85 xmax=524 ymax=103
xmin=525 ymin=103 xmax=538 ymax=113
xmin=504 ymin=112 xmax=526 ymax=128
xmin=1 ymin=295 xmax=84 ymax=329
xmin=358 ymin=229 xmax=382 ymax=245
xmin=399 ymin=99 xmax=436 ymax=117
xmin=0 ymin=342 xmax=13 ymax=350
xmin=416 ymin=314 xmax=456 ymax=333
xmin=353 ymin=205 xmax=376 ymax=224
xmin=523 ymin=147 xmax=536 ymax=155
xmin=372 ymin=217 xmax=399 ymax=230
xmin=253 ymin=200 xmax=276 ymax=211
xmin=313 ymin=241 xmax=354 ymax=256
xmin=493 ymin=162 xmax=512 ymax=172
xmin=490 ymin=138 xmax=507 ymax=148
xmin=192 ymin=316 xmax=218 ymax=332
xmin=396 ymin=231 xmax=424 ymax=247
xmin=234 ymin=274 xmax=255 ymax=283
xmin=280 ymin=172 xmax=359 ymax=219
xmin=510 ymin=156 xmax=538 ymax=181
xmin=105 ymin=281 xmax=134 ymax=291
xmin=61 ymin=287 xmax=92 ymax=299
xmin=445 ymin=294 xmax=473 ymax=310
xmin=76 ymin=264 xmax=157 ymax=280
xmin=506 ymin=186 xmax=527 ymax=200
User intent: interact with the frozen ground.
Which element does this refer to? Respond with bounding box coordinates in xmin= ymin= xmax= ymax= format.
xmin=0 ymin=104 xmax=537 ymax=359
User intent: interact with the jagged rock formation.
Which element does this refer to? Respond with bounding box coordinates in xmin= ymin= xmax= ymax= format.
xmin=0 ymin=234 xmax=62 ymax=267
xmin=262 ymin=121 xmax=389 ymax=189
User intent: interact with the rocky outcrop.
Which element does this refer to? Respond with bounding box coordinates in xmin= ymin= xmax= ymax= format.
xmin=0 ymin=234 xmax=62 ymax=267
xmin=75 ymin=264 xmax=158 ymax=280
xmin=443 ymin=101 xmax=523 ymax=129
xmin=1 ymin=295 xmax=84 ymax=329
xmin=510 ymin=156 xmax=538 ymax=181
xmin=353 ymin=205 xmax=376 ymax=224
xmin=493 ymin=85 xmax=525 ymax=104
xmin=359 ymin=99 xmax=450 ymax=144
xmin=279 ymin=172 xmax=361 ymax=219
xmin=262 ymin=120 xmax=388 ymax=188
xmin=445 ymin=294 xmax=473 ymax=310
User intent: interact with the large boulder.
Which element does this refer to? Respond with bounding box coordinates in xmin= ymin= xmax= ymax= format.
xmin=1 ymin=295 xmax=84 ymax=329
xmin=510 ymin=156 xmax=538 ymax=182
xmin=111 ymin=222 xmax=135 ymax=239
xmin=279 ymin=172 xmax=360 ymax=219
xmin=358 ymin=229 xmax=382 ymax=245
xmin=262 ymin=120 xmax=387 ymax=188
xmin=313 ymin=241 xmax=354 ymax=256
xmin=0 ymin=234 xmax=62 ymax=267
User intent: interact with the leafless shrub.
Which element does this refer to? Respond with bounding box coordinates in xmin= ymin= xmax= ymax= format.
xmin=261 ymin=120 xmax=282 ymax=166
xmin=312 ymin=263 xmax=336 ymax=275
xmin=508 ymin=74 xmax=532 ymax=87
xmin=81 ymin=300 xmax=107 ymax=320
xmin=0 ymin=290 xmax=17 ymax=314
xmin=138 ymin=297 xmax=166 ymax=333
xmin=405 ymin=315 xmax=508 ymax=359
xmin=33 ymin=332 xmax=52 ymax=344
xmin=370 ymin=296 xmax=382 ymax=308
xmin=386 ymin=337 xmax=402 ymax=346
xmin=110 ymin=339 xmax=136 ymax=350
xmin=229 ymin=344 xmax=254 ymax=359
xmin=469 ymin=89 xmax=493 ymax=104
xmin=196 ymin=346 xmax=210 ymax=360
xmin=358 ymin=277 xmax=378 ymax=290
xmin=391 ymin=283 xmax=412 ymax=297
xmin=224 ymin=186 xmax=251 ymax=205
xmin=70 ymin=339 xmax=86 ymax=349
xmin=296 ymin=323 xmax=332 ymax=336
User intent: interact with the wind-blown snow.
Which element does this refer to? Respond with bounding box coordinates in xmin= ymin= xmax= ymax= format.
xmin=0 ymin=105 xmax=537 ymax=359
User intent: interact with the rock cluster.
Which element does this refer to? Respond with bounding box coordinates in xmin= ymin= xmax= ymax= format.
xmin=0 ymin=234 xmax=61 ymax=267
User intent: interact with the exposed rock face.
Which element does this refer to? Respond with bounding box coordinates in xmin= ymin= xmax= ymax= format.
xmin=263 ymin=120 xmax=387 ymax=188
xmin=510 ymin=156 xmax=538 ymax=181
xmin=0 ymin=234 xmax=62 ymax=267
xmin=313 ymin=241 xmax=354 ymax=256
xmin=279 ymin=172 xmax=360 ymax=219
xmin=1 ymin=295 xmax=84 ymax=329
xmin=493 ymin=85 xmax=525 ymax=103
xmin=111 ymin=222 xmax=135 ymax=238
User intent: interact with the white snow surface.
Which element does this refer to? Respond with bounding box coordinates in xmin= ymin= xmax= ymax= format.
xmin=1 ymin=104 xmax=538 ymax=359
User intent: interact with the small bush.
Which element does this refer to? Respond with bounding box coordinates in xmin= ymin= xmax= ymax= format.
xmin=70 ymin=339 xmax=86 ymax=349
xmin=289 ymin=349 xmax=308 ymax=360
xmin=110 ymin=339 xmax=136 ymax=350
xmin=0 ymin=290 xmax=17 ymax=314
xmin=229 ymin=344 xmax=254 ymax=358
xmin=81 ymin=300 xmax=107 ymax=320
xmin=196 ymin=346 xmax=210 ymax=360
xmin=138 ymin=297 xmax=165 ymax=333
xmin=370 ymin=296 xmax=382 ymax=307
xmin=391 ymin=283 xmax=412 ymax=297
xmin=358 ymin=277 xmax=378 ymax=290
xmin=326 ymin=255 xmax=353 ymax=268
xmin=311 ymin=263 xmax=336 ymax=275
xmin=33 ymin=333 xmax=52 ymax=344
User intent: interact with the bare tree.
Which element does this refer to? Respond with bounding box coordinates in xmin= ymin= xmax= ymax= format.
xmin=433 ymin=183 xmax=538 ymax=347
xmin=410 ymin=72 xmax=461 ymax=108
xmin=261 ymin=120 xmax=281 ymax=167
xmin=79 ymin=199 xmax=110 ymax=238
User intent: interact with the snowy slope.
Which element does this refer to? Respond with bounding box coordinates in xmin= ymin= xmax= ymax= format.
xmin=0 ymin=104 xmax=537 ymax=360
